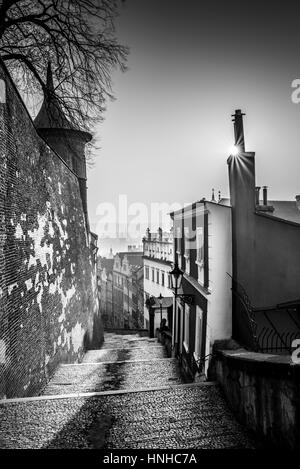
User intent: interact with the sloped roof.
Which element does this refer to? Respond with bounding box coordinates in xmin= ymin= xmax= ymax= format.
xmin=219 ymin=198 xmax=300 ymax=223
xmin=34 ymin=62 xmax=74 ymax=130
xmin=34 ymin=62 xmax=91 ymax=141
xmin=262 ymin=200 xmax=300 ymax=224
xmin=218 ymin=198 xmax=231 ymax=206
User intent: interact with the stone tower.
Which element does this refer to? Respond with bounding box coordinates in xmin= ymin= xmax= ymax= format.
xmin=34 ymin=62 xmax=92 ymax=230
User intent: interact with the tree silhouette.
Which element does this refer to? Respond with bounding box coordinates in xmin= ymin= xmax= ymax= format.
xmin=0 ymin=0 xmax=128 ymax=132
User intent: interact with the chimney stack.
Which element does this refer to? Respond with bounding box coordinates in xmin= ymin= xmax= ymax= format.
xmin=232 ymin=109 xmax=246 ymax=152
xmin=295 ymin=195 xmax=300 ymax=210
xmin=263 ymin=186 xmax=268 ymax=206
xmin=255 ymin=186 xmax=274 ymax=213
xmin=255 ymin=187 xmax=261 ymax=205
xmin=211 ymin=188 xmax=216 ymax=202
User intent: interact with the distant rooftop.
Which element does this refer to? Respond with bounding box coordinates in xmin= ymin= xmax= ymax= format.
xmin=99 ymin=257 xmax=114 ymax=272
xmin=143 ymin=228 xmax=173 ymax=242
xmin=116 ymin=251 xmax=143 ymax=268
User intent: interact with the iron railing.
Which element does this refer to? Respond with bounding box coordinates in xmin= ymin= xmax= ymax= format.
xmin=230 ymin=276 xmax=300 ymax=354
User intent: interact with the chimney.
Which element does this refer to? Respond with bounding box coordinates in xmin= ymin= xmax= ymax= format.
xmin=146 ymin=228 xmax=151 ymax=240
xmin=232 ymin=109 xmax=246 ymax=152
xmin=218 ymin=191 xmax=221 ymax=203
xmin=255 ymin=187 xmax=261 ymax=205
xmin=211 ymin=188 xmax=216 ymax=202
xmin=228 ymin=110 xmax=256 ymax=212
xmin=158 ymin=227 xmax=163 ymax=241
xmin=296 ymin=195 xmax=300 ymax=210
xmin=227 ymin=110 xmax=256 ymax=290
xmin=262 ymin=186 xmax=268 ymax=206
xmin=256 ymin=186 xmax=274 ymax=212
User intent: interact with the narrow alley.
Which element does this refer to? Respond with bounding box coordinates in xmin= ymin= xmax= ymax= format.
xmin=0 ymin=332 xmax=257 ymax=449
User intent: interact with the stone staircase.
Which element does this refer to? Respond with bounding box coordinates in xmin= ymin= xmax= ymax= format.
xmin=0 ymin=332 xmax=257 ymax=449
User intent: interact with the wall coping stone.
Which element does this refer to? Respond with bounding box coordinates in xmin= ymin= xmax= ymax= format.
xmin=215 ymin=349 xmax=300 ymax=380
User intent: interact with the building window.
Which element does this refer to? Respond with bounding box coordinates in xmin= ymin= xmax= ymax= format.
xmin=196 ymin=226 xmax=204 ymax=285
xmin=184 ymin=226 xmax=191 ymax=275
xmin=194 ymin=306 xmax=203 ymax=363
xmin=183 ymin=305 xmax=190 ymax=352
xmin=175 ymin=225 xmax=183 ymax=269
xmin=156 ymin=269 xmax=160 ymax=284
xmin=161 ymin=272 xmax=165 ymax=287
xmin=184 ymin=227 xmax=190 ymax=257
xmin=145 ymin=266 xmax=149 ymax=280
xmin=168 ymin=274 xmax=172 ymax=289
xmin=152 ymin=268 xmax=155 ymax=282
xmin=176 ymin=249 xmax=182 ymax=269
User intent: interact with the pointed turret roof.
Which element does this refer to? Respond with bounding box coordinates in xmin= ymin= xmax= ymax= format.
xmin=34 ymin=62 xmax=77 ymax=131
xmin=34 ymin=62 xmax=92 ymax=143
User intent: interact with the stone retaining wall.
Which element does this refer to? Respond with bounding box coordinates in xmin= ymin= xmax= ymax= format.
xmin=210 ymin=348 xmax=300 ymax=448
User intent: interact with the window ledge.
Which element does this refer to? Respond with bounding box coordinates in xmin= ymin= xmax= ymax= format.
xmin=197 ymin=279 xmax=210 ymax=293
xmin=183 ymin=272 xmax=211 ymax=296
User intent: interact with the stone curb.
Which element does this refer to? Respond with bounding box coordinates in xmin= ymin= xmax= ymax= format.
xmin=96 ymin=345 xmax=164 ymax=351
xmin=0 ymin=382 xmax=218 ymax=405
xmin=63 ymin=357 xmax=177 ymax=366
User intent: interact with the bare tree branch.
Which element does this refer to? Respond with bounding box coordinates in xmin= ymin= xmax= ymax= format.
xmin=0 ymin=0 xmax=129 ymax=151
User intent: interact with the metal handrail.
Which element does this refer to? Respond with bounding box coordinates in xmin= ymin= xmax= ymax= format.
xmin=228 ymin=274 xmax=300 ymax=354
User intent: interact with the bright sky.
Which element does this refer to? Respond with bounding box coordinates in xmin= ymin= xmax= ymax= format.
xmin=87 ymin=0 xmax=300 ymax=254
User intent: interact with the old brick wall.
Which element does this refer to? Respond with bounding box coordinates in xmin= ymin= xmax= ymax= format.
xmin=0 ymin=61 xmax=102 ymax=398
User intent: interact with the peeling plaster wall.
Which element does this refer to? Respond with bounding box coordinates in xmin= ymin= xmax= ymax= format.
xmin=0 ymin=62 xmax=102 ymax=398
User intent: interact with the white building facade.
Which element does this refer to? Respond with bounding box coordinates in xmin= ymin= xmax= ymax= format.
xmin=143 ymin=228 xmax=174 ymax=334
xmin=171 ymin=199 xmax=232 ymax=378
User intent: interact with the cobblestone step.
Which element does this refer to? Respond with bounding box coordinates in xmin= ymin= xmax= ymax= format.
xmin=101 ymin=334 xmax=159 ymax=349
xmin=0 ymin=332 xmax=258 ymax=449
xmin=0 ymin=384 xmax=257 ymax=449
xmin=82 ymin=345 xmax=168 ymax=363
xmin=41 ymin=359 xmax=186 ymax=396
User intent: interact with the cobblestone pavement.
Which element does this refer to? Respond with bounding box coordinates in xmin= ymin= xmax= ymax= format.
xmin=0 ymin=332 xmax=258 ymax=449
xmin=100 ymin=333 xmax=160 ymax=349
xmin=83 ymin=345 xmax=168 ymax=363
xmin=0 ymin=385 xmax=256 ymax=449
xmin=42 ymin=359 xmax=185 ymax=395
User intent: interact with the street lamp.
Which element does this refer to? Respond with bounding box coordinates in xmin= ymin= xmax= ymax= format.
xmin=169 ymin=262 xmax=184 ymax=298
xmin=158 ymin=293 xmax=163 ymax=323
xmin=169 ymin=262 xmax=183 ymax=356
xmin=169 ymin=262 xmax=193 ymax=356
